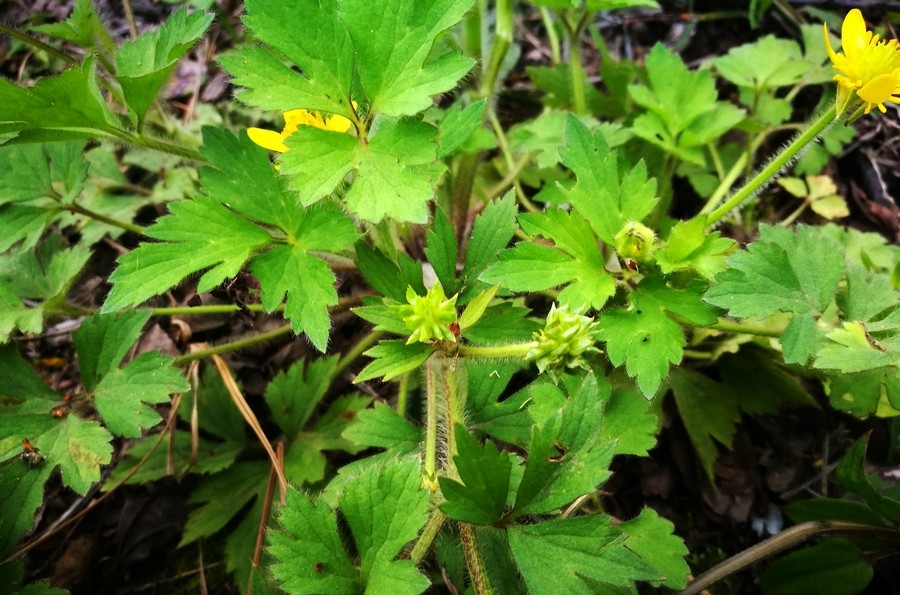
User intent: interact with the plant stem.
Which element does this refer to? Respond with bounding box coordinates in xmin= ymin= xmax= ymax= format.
xmin=172 ymin=324 xmax=294 ymax=365
xmin=62 ymin=202 xmax=146 ymax=235
xmin=110 ymin=129 xmax=205 ymax=161
xmin=442 ymin=358 xmax=466 ymax=479
xmin=479 ymin=0 xmax=513 ymax=96
xmin=459 ymin=523 xmax=493 ymax=595
xmin=451 ymin=153 xmax=478 ymax=242
xmin=152 ymin=303 xmax=271 ymax=316
xmin=706 ymin=103 xmax=836 ymax=226
xmin=423 ymin=356 xmax=440 ymax=490
xmin=0 ymin=23 xmax=76 ymax=65
xmin=683 ymin=521 xmax=900 ymax=595
xmin=396 ymin=372 xmax=411 ymax=416
xmin=410 ymin=509 xmax=447 ymax=564
xmin=333 ymin=330 xmax=384 ymax=379
xmin=564 ymin=8 xmax=588 ymax=116
xmin=539 ymin=8 xmax=562 ymax=65
xmin=459 ymin=341 xmax=537 ymax=360
xmin=686 ymin=317 xmax=783 ymax=338
xmin=700 ymin=153 xmax=749 ymax=215
xmin=487 ymin=109 xmax=538 ymax=213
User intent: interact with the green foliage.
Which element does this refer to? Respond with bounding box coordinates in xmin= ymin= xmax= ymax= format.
xmin=0 ymin=237 xmax=90 ymax=341
xmin=439 ymin=425 xmax=514 ymax=524
xmin=599 ymin=279 xmax=717 ymax=397
xmin=269 ymin=456 xmax=430 ymax=595
xmin=115 ymin=8 xmax=213 ymax=124
xmin=760 ymin=539 xmax=873 ymax=595
xmin=223 ymin=0 xmax=474 ymax=223
xmin=0 ymin=58 xmax=117 ymax=141
xmin=670 ymin=368 xmax=740 ymax=483
xmin=560 ymin=115 xmax=657 ymax=245
xmin=4 ymin=2 xmax=896 ymax=593
xmin=629 ymin=44 xmax=745 ymax=165
xmin=105 ymin=128 xmax=358 ymax=350
xmin=508 ymin=515 xmax=659 ymax=593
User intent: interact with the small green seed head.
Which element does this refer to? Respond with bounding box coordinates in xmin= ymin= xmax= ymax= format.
xmin=614 ymin=222 xmax=656 ymax=263
xmin=527 ymin=304 xmax=601 ymax=380
xmin=395 ymin=282 xmax=459 ymax=344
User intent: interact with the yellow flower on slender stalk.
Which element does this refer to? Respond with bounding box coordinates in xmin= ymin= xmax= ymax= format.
xmin=247 ymin=108 xmax=353 ymax=153
xmin=824 ymin=9 xmax=900 ymax=117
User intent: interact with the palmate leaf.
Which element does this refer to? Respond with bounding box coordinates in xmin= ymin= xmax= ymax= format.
xmin=671 ymin=368 xmax=740 ymax=483
xmin=269 ymin=456 xmax=430 ymax=595
xmin=600 ymin=278 xmax=717 ymax=397
xmin=512 ymin=374 xmax=616 ymax=517
xmin=224 ymin=0 xmax=473 ymax=223
xmin=439 ymin=426 xmax=513 ymax=525
xmin=705 ymin=225 xmax=847 ymax=365
xmin=481 ymin=207 xmax=616 ymax=311
xmin=341 ymin=0 xmax=475 ymax=116
xmin=0 ymin=58 xmax=117 ymax=140
xmin=71 ymin=312 xmax=189 ymax=438
xmin=0 ymin=359 xmax=113 ymax=552
xmin=620 ymin=508 xmax=690 ymax=589
xmin=508 ymin=514 xmax=660 ymax=594
xmin=0 ymin=141 xmax=88 ymax=206
xmin=105 ymin=129 xmax=358 ymax=350
xmin=221 ymin=0 xmax=354 ymax=118
xmin=281 ymin=118 xmax=445 ymax=223
xmin=628 ymin=44 xmax=745 ymax=165
xmin=559 ymin=115 xmax=658 ymax=244
xmin=115 ymin=8 xmax=213 ymax=123
xmin=0 ymin=237 xmax=90 ymax=342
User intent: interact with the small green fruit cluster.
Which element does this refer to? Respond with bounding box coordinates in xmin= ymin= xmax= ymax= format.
xmin=395 ymin=282 xmax=459 ymax=344
xmin=527 ymin=304 xmax=601 ymax=380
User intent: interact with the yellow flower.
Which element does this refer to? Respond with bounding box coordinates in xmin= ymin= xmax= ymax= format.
xmin=247 ymin=108 xmax=353 ymax=153
xmin=824 ymin=9 xmax=900 ymax=116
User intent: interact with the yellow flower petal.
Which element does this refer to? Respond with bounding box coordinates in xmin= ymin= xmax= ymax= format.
xmin=825 ymin=9 xmax=900 ymax=118
xmin=247 ymin=127 xmax=289 ymax=153
xmin=841 ymin=9 xmax=869 ymax=60
xmin=858 ymin=73 xmax=900 ymax=113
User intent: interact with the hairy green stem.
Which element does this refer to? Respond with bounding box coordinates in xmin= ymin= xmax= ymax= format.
xmin=465 ymin=0 xmax=485 ymax=65
xmin=706 ymin=103 xmax=836 ymax=226
xmin=459 ymin=341 xmax=537 ymax=360
xmin=683 ymin=521 xmax=900 ymax=595
xmin=423 ymin=357 xmax=440 ymax=490
xmin=442 ymin=358 xmax=466 ymax=479
xmin=409 ymin=509 xmax=447 ymax=564
xmin=459 ymin=523 xmax=493 ymax=595
xmin=396 ymin=372 xmax=411 ymax=416
xmin=700 ymin=152 xmax=749 ymax=215
xmin=172 ymin=324 xmax=293 ymax=366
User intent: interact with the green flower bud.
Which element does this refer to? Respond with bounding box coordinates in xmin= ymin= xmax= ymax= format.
xmin=527 ymin=304 xmax=601 ymax=380
xmin=614 ymin=222 xmax=656 ymax=263
xmin=395 ymin=282 xmax=459 ymax=345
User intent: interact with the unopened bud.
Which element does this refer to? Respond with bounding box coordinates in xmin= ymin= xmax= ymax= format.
xmin=394 ymin=282 xmax=458 ymax=345
xmin=614 ymin=222 xmax=655 ymax=263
